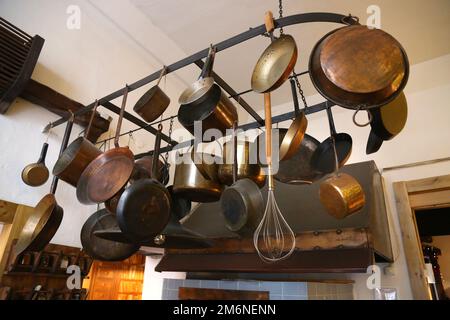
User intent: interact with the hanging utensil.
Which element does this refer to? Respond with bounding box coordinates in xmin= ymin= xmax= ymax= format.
xmin=14 ymin=115 xmax=74 ymax=256
xmin=116 ymin=124 xmax=172 ymax=243
xmin=172 ymin=149 xmax=224 ymax=203
xmin=178 ymin=81 xmax=238 ymax=137
xmin=319 ymin=135 xmax=365 ymax=219
xmin=133 ymin=67 xmax=171 ymax=123
xmin=167 ymin=185 xmax=191 ymax=221
xmin=254 ymin=127 xmax=321 ymax=185
xmin=52 ymin=100 xmax=102 ymax=187
xmin=279 ymin=78 xmax=308 ymax=161
xmin=311 ymin=104 xmax=352 ymax=174
xmin=217 ymin=125 xmax=266 ymax=188
xmin=309 ymin=24 xmax=409 ymax=110
xmin=21 ymin=137 xmax=50 ymax=187
xmin=178 ymin=46 xmax=216 ymax=105
xmin=253 ymin=92 xmax=295 ymax=263
xmin=366 ymin=92 xmax=408 ymax=154
xmin=80 ymin=209 xmax=139 ymax=261
xmin=76 ymin=87 xmax=134 ymax=204
xmin=220 ymin=122 xmax=264 ymax=236
xmin=251 ymin=11 xmax=298 ymax=93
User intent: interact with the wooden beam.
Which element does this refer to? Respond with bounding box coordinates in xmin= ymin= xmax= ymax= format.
xmin=409 ymin=189 xmax=450 ymax=209
xmin=156 ymin=248 xmax=373 ymax=273
xmin=393 ymin=182 xmax=431 ymax=300
xmin=19 ymin=79 xmax=110 ymax=142
xmin=0 ymin=203 xmax=34 ymax=283
xmin=178 ymin=287 xmax=269 ymax=300
xmin=0 ymin=200 xmax=18 ymax=224
xmin=406 ymin=174 xmax=450 ymax=194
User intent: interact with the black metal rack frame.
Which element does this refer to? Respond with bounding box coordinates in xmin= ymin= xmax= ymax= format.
xmin=44 ymin=12 xmax=358 ymax=157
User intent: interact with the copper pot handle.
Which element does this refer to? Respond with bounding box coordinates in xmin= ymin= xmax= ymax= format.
xmin=115 ymin=86 xmax=129 ymax=148
xmin=85 ymin=99 xmax=99 ymax=138
xmin=352 ymin=106 xmax=373 ymax=127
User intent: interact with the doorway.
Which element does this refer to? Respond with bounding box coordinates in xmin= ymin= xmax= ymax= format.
xmin=393 ymin=174 xmax=450 ymax=300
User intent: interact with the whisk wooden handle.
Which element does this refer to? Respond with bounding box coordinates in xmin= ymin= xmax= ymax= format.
xmin=264 ymin=92 xmax=272 ymax=166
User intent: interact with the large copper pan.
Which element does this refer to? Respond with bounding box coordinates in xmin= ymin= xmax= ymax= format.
xmin=77 ymin=87 xmax=134 ymax=204
xmin=309 ymin=25 xmax=409 ymax=110
xmin=52 ymin=100 xmax=101 ymax=187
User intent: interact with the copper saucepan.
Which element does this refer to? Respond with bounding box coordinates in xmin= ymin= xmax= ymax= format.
xmin=133 ymin=67 xmax=170 ymax=123
xmin=52 ymin=100 xmax=102 ymax=187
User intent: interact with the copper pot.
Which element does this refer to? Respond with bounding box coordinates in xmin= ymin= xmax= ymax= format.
xmin=178 ymin=84 xmax=238 ymax=137
xmin=218 ymin=139 xmax=265 ymax=188
xmin=133 ymin=68 xmax=170 ymax=123
xmin=319 ymin=173 xmax=365 ymax=219
xmin=53 ymin=101 xmax=102 ymax=187
xmin=172 ymin=152 xmax=223 ymax=203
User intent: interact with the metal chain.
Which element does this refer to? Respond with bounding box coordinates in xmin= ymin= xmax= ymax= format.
xmin=293 ymin=72 xmax=308 ymax=109
xmin=278 ymin=0 xmax=284 ymax=35
xmin=163 ymin=117 xmax=174 ymax=166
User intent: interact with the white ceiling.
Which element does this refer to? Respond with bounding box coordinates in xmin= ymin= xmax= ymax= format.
xmin=129 ymin=0 xmax=450 ymax=110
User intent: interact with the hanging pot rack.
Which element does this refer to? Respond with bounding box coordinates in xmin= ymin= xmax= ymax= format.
xmin=42 ymin=12 xmax=360 ymax=157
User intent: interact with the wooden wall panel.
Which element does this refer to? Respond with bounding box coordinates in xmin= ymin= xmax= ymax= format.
xmin=87 ymin=254 xmax=145 ymax=300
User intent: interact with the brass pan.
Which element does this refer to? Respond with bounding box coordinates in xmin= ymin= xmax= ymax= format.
xmin=251 ymin=12 xmax=297 ymax=93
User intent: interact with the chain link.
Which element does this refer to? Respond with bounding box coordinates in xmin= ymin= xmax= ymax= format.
xmin=163 ymin=117 xmax=174 ymax=167
xmin=278 ymin=0 xmax=284 ymax=35
xmin=293 ymin=71 xmax=308 ymax=109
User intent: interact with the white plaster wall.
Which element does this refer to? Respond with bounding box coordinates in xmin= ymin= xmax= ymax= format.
xmin=0 ymin=0 xmax=186 ymax=248
xmin=141 ymin=256 xmax=186 ymax=300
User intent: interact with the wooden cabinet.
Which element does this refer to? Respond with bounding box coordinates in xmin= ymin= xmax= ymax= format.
xmin=87 ymin=254 xmax=145 ymax=300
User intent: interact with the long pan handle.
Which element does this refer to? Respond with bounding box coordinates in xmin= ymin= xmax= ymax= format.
xmin=85 ymin=99 xmax=99 ymax=139
xmin=199 ymin=45 xmax=216 ymax=80
xmin=326 ymin=103 xmax=337 ymax=136
xmin=151 ymin=124 xmax=163 ymax=179
xmin=264 ymin=92 xmax=274 ymax=190
xmin=232 ymin=121 xmax=238 ymax=184
xmin=115 ymin=86 xmax=129 ymax=148
xmin=289 ymin=79 xmax=300 ymax=117
xmin=51 ymin=114 xmax=74 ymax=194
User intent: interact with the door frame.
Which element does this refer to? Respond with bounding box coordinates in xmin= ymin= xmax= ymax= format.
xmin=393 ymin=174 xmax=450 ymax=300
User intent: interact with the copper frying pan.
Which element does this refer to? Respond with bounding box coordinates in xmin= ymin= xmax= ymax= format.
xmin=279 ymin=78 xmax=308 ymax=161
xmin=309 ymin=24 xmax=409 ymax=110
xmin=76 ymin=87 xmax=134 ymax=204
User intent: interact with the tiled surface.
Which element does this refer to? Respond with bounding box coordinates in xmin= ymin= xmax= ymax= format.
xmin=307 ymin=283 xmax=354 ymax=300
xmin=161 ymin=278 xmax=353 ymax=300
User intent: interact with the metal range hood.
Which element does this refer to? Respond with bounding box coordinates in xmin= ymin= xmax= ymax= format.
xmin=155 ymin=161 xmax=393 ymax=273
